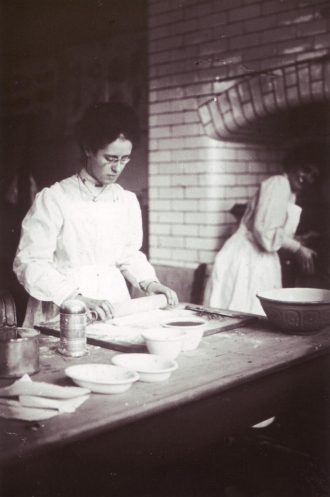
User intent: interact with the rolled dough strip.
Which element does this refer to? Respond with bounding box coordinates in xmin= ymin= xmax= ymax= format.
xmin=111 ymin=294 xmax=168 ymax=318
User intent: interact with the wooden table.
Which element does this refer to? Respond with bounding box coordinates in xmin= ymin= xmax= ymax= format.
xmin=1 ymin=318 xmax=330 ymax=477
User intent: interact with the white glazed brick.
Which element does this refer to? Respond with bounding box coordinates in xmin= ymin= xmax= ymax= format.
xmin=150 ymin=162 xmax=184 ymax=174
xmin=157 ymin=212 xmax=185 ymax=223
xmin=150 ymin=101 xmax=174 ymax=114
xmin=149 ymin=199 xmax=172 ymax=211
xmin=159 ymin=138 xmax=186 ymax=149
xmin=171 ymin=123 xmax=202 ymax=136
xmin=149 ymin=150 xmax=172 ymax=162
xmin=202 ymin=147 xmax=237 ymax=161
xmin=158 ymin=187 xmax=185 ymax=199
xmin=185 ymin=186 xmax=225 ymax=199
xmin=149 ymin=247 xmax=173 ymax=260
xmin=236 ymin=174 xmax=258 ymax=186
xmin=149 ymin=188 xmax=159 ymax=199
xmin=198 ymin=198 xmax=233 ymax=212
xmin=172 ymin=224 xmax=199 ymax=236
xmin=172 ymin=200 xmax=199 ymax=212
xmin=149 ymin=140 xmax=158 ymax=151
xmin=224 ymin=186 xmax=250 ymax=199
xmin=184 ymin=209 xmax=231 ymax=224
xmin=199 ymin=174 xmax=237 ymax=186
xmin=149 ymin=127 xmax=171 ymax=138
xmin=156 ymin=113 xmax=185 ymax=126
xmin=167 ymin=162 xmax=203 ymax=174
xmin=149 ymin=235 xmax=159 ymax=247
xmin=171 ymin=174 xmax=199 ymax=186
xmin=185 ymin=237 xmax=221 ymax=250
xmin=158 ymin=236 xmax=185 ymax=248
xmin=171 ymin=249 xmax=198 ymax=262
xmin=170 ymin=149 xmax=202 ymax=161
xmin=151 ymin=224 xmax=172 ymax=235
xmin=183 ymin=110 xmax=199 ymax=123
xmin=223 ymin=162 xmax=249 ymax=173
xmin=183 ymin=136 xmax=211 ymax=148
xmin=198 ymin=250 xmax=218 ymax=265
xmin=149 ymin=163 xmax=160 ymax=175
xmin=149 ymin=212 xmax=159 ymax=223
xmin=199 ymin=224 xmax=223 ymax=237
xmin=149 ymin=175 xmax=172 ymax=187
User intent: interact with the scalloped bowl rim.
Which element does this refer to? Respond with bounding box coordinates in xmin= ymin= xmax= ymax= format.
xmin=65 ymin=364 xmax=139 ymax=385
xmin=257 ymin=288 xmax=330 ymax=305
xmin=112 ymin=353 xmax=178 ymax=374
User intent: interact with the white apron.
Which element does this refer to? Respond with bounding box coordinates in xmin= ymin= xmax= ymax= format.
xmin=204 ymin=202 xmax=302 ymax=315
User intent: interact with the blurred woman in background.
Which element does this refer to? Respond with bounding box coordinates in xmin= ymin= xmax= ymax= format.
xmin=204 ymin=146 xmax=320 ymax=315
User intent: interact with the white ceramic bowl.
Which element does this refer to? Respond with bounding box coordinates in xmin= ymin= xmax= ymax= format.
xmin=257 ymin=288 xmax=330 ymax=333
xmin=112 ymin=353 xmax=178 ymax=382
xmin=65 ymin=363 xmax=139 ymax=394
xmin=162 ymin=317 xmax=207 ymax=351
xmin=142 ymin=328 xmax=185 ymax=359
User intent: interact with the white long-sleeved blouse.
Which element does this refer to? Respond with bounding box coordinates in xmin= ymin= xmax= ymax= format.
xmin=13 ymin=170 xmax=156 ymax=306
xmin=241 ymin=174 xmax=301 ymax=253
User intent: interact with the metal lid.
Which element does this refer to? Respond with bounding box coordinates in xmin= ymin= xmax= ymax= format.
xmin=60 ymin=299 xmax=87 ymax=314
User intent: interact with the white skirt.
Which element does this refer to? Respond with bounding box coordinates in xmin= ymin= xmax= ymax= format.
xmin=203 ymin=225 xmax=282 ymax=315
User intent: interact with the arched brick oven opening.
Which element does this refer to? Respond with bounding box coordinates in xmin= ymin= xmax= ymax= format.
xmin=199 ymin=55 xmax=330 ymax=289
xmin=198 ymin=55 xmax=330 ymax=145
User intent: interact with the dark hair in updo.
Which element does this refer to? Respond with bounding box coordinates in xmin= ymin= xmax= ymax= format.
xmin=283 ymin=143 xmax=323 ymax=175
xmin=75 ymin=102 xmax=140 ymax=152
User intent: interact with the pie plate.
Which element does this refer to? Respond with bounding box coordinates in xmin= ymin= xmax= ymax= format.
xmin=112 ymin=353 xmax=178 ymax=382
xmin=65 ymin=363 xmax=139 ymax=394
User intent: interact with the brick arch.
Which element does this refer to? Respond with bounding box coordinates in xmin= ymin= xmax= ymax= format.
xmin=199 ymin=58 xmax=330 ymax=144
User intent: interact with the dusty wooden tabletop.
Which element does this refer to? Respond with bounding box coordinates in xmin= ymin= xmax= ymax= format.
xmin=1 ymin=319 xmax=330 ymax=467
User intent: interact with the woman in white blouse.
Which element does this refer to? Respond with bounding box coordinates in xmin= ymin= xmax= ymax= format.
xmin=14 ymin=102 xmax=178 ymax=326
xmin=203 ymin=148 xmax=320 ymax=315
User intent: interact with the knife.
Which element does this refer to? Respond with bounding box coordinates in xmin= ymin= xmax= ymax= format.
xmin=185 ymin=304 xmax=254 ymax=320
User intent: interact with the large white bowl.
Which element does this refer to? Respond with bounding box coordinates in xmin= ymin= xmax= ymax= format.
xmin=112 ymin=353 xmax=178 ymax=382
xmin=162 ymin=317 xmax=207 ymax=351
xmin=65 ymin=364 xmax=139 ymax=394
xmin=257 ymin=288 xmax=330 ymax=333
xmin=142 ymin=328 xmax=185 ymax=359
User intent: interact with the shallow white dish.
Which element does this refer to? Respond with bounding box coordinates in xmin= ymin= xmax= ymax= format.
xmin=65 ymin=364 xmax=139 ymax=394
xmin=142 ymin=328 xmax=185 ymax=359
xmin=112 ymin=353 xmax=178 ymax=382
xmin=162 ymin=317 xmax=207 ymax=351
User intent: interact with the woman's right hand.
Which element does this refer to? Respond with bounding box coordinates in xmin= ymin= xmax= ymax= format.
xmin=296 ymin=245 xmax=317 ymax=274
xmin=75 ymin=295 xmax=114 ymax=322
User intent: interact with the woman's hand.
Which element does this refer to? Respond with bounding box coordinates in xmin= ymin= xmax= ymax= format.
xmin=75 ymin=295 xmax=114 ymax=322
xmin=141 ymin=280 xmax=178 ymax=306
xmin=295 ymin=231 xmax=320 ymax=245
xmin=296 ymin=245 xmax=317 ymax=274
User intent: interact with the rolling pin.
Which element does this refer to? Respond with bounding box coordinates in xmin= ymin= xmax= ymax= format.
xmin=88 ymin=294 xmax=168 ymax=322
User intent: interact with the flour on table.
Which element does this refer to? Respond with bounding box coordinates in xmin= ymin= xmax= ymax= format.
xmin=86 ymin=309 xmax=198 ymax=345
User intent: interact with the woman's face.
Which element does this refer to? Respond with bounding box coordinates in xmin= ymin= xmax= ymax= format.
xmin=288 ymin=165 xmax=319 ymax=194
xmin=86 ymin=137 xmax=133 ymax=185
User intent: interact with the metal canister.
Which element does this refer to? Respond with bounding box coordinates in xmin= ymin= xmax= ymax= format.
xmin=58 ymin=299 xmax=87 ymax=357
xmin=0 ymin=328 xmax=40 ymax=378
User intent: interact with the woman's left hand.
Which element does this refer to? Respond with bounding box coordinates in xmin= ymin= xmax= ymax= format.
xmin=296 ymin=245 xmax=317 ymax=274
xmin=296 ymin=231 xmax=320 ymax=245
xmin=144 ymin=281 xmax=179 ymax=306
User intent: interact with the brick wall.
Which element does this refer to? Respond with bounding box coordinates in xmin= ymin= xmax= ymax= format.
xmin=148 ymin=0 xmax=330 ymax=270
